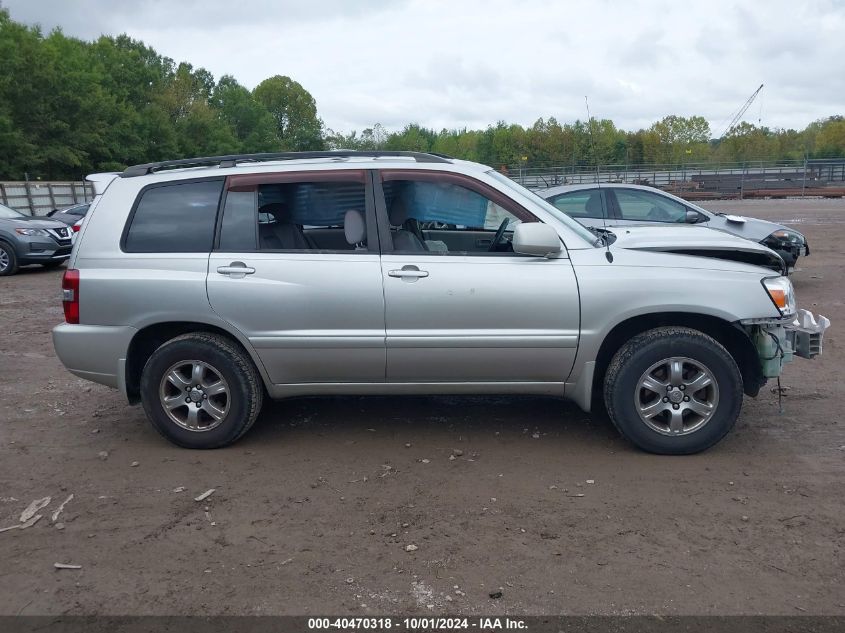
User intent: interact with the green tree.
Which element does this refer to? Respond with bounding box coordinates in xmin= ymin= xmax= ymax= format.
xmin=212 ymin=75 xmax=278 ymax=152
xmin=253 ymin=75 xmax=323 ymax=150
xmin=717 ymin=122 xmax=776 ymax=163
xmin=814 ymin=117 xmax=845 ymax=158
xmin=644 ymin=115 xmax=711 ymax=163
xmin=384 ymin=124 xmax=436 ymax=152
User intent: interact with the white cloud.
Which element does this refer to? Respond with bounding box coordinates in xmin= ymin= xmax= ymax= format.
xmin=5 ymin=0 xmax=844 ymax=133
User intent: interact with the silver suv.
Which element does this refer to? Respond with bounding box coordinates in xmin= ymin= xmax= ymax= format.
xmin=52 ymin=151 xmax=829 ymax=454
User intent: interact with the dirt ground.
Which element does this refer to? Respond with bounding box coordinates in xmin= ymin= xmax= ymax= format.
xmin=0 ymin=198 xmax=843 ymax=617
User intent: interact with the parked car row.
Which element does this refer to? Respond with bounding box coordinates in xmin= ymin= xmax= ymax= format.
xmin=51 ymin=151 xmax=828 ymax=455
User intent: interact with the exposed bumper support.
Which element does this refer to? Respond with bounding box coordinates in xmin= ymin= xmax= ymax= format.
xmin=745 ymin=309 xmax=830 ymax=378
xmin=788 ymin=309 xmax=830 ymax=359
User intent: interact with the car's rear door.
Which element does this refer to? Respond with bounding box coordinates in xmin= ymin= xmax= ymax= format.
xmin=206 ymin=169 xmax=386 ymax=385
xmin=375 ymin=169 xmax=580 ymax=386
xmin=543 ymin=187 xmax=611 ymax=229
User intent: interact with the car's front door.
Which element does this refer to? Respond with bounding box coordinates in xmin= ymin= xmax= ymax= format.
xmin=375 ymin=170 xmax=580 ymax=385
xmin=207 ymin=169 xmax=386 ymax=385
xmin=607 ymin=187 xmax=691 ymax=226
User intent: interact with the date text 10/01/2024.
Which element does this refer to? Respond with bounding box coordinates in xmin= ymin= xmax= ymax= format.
xmin=307 ymin=617 xmax=528 ymax=630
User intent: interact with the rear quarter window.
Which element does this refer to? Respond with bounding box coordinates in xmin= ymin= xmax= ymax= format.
xmin=123 ymin=179 xmax=224 ymax=253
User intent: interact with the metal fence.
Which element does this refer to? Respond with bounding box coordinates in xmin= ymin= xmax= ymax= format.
xmin=508 ymin=159 xmax=845 ymax=200
xmin=4 ymin=160 xmax=844 ymax=212
xmin=0 ymin=181 xmax=95 ymax=216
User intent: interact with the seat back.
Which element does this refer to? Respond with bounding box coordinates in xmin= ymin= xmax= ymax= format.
xmin=259 ymin=202 xmax=314 ymax=250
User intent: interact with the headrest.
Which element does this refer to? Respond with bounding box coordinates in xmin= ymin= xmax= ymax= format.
xmin=344 ymin=210 xmax=366 ymax=246
xmin=259 ymin=202 xmax=289 ymax=219
xmin=388 ymin=195 xmax=410 ymax=225
xmin=585 ymin=194 xmax=604 ymax=216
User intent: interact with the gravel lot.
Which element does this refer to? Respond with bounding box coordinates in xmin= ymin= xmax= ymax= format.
xmin=0 ymin=199 xmax=842 ymax=616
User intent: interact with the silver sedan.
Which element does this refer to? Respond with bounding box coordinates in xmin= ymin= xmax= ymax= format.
xmin=540 ymin=183 xmax=809 ymax=269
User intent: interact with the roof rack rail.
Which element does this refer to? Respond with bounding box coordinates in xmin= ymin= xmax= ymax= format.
xmin=120 ymin=150 xmax=453 ymax=177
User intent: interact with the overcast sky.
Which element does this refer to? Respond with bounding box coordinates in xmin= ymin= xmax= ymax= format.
xmin=5 ymin=0 xmax=844 ymax=134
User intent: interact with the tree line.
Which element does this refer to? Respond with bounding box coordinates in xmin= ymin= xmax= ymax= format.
xmin=327 ymin=116 xmax=845 ymax=170
xmin=1 ymin=8 xmax=843 ymax=181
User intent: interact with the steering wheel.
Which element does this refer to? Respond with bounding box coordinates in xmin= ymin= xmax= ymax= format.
xmin=488 ymin=218 xmax=511 ymax=252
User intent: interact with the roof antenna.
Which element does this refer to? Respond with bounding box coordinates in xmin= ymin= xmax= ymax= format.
xmin=585 ymin=96 xmax=613 ymax=263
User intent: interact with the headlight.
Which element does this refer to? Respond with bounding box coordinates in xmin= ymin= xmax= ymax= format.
xmin=762 ymin=276 xmax=796 ymax=316
xmin=15 ymin=228 xmax=49 ymax=236
xmin=767 ymin=229 xmax=805 ymax=245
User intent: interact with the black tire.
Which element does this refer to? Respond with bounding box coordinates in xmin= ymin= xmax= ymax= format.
xmin=603 ymin=326 xmax=743 ymax=455
xmin=140 ymin=332 xmax=263 ymax=449
xmin=41 ymin=260 xmax=65 ymax=269
xmin=0 ymin=241 xmax=18 ymax=276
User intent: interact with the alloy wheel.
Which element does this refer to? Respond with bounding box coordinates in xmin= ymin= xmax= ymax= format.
xmin=634 ymin=356 xmax=719 ymax=436
xmin=158 ymin=360 xmax=230 ymax=432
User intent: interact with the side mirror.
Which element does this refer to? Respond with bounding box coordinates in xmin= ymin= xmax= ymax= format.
xmin=512 ymin=223 xmax=562 ymax=257
xmin=685 ymin=210 xmax=700 ymax=224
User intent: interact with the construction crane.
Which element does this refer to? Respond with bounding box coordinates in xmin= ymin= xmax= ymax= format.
xmin=721 ymin=83 xmax=764 ymax=138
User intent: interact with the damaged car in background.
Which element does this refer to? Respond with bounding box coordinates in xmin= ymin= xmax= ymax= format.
xmin=541 ymin=183 xmax=809 ymax=270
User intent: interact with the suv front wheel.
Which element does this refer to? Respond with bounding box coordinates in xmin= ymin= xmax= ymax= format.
xmin=0 ymin=241 xmax=18 ymax=276
xmin=604 ymin=327 xmax=743 ymax=454
xmin=140 ymin=332 xmax=263 ymax=448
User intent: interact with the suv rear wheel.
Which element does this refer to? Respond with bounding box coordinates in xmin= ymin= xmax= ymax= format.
xmin=603 ymin=327 xmax=743 ymax=454
xmin=140 ymin=332 xmax=263 ymax=448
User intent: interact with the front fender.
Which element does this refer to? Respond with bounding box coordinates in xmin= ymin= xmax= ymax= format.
xmin=568 ymin=248 xmax=780 ymax=385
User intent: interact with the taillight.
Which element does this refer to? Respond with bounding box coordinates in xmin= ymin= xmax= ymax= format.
xmin=62 ymin=269 xmax=80 ymax=324
xmin=73 ymin=220 xmax=82 ymax=232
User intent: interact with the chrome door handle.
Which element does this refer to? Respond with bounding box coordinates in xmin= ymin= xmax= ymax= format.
xmin=217 ymin=262 xmax=255 ymax=278
xmin=388 ymin=269 xmax=429 ymax=278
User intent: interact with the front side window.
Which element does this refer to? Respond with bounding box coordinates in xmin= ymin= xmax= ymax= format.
xmin=218 ymin=174 xmax=369 ymax=252
xmin=546 ymin=189 xmax=606 ymax=219
xmin=612 ymin=189 xmax=689 ymax=223
xmin=124 ymin=179 xmax=223 ymax=253
xmin=382 ymin=176 xmax=536 ymax=256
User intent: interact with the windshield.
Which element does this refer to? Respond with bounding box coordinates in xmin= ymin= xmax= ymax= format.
xmin=0 ymin=204 xmax=25 ymax=219
xmin=485 ymin=170 xmax=598 ymax=246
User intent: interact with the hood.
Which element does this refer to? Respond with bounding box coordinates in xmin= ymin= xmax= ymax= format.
xmin=607 ymin=225 xmax=786 ymax=273
xmin=704 ymin=212 xmax=800 ymax=242
xmin=2 ymin=215 xmax=69 ymax=230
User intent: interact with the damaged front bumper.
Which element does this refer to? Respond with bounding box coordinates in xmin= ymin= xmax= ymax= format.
xmin=743 ymin=309 xmax=831 ymax=378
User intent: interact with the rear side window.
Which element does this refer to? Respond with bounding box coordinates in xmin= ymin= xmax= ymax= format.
xmin=218 ymin=173 xmax=370 ymax=252
xmin=124 ymin=179 xmax=223 ymax=253
xmin=546 ymin=190 xmax=606 ymax=218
